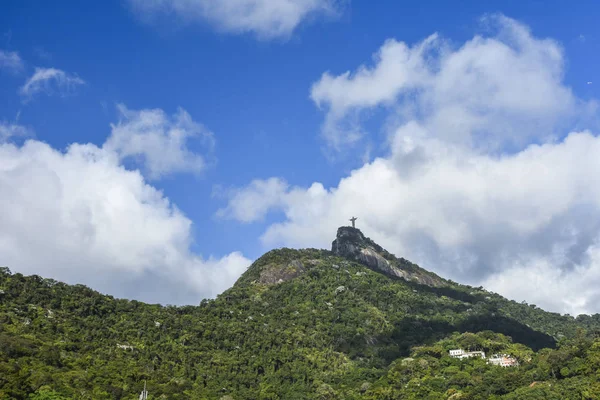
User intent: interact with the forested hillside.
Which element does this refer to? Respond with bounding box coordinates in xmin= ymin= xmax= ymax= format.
xmin=1 ymin=228 xmax=600 ymax=399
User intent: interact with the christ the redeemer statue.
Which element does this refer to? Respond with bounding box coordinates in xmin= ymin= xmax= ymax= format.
xmin=349 ymin=216 xmax=357 ymax=228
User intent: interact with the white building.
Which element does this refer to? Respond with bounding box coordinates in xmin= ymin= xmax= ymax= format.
xmin=448 ymin=349 xmax=486 ymax=359
xmin=488 ymin=354 xmax=519 ymax=367
xmin=449 ymin=349 xmax=464 ymax=357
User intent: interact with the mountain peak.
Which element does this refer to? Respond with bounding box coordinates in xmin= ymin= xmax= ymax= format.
xmin=332 ymin=225 xmax=445 ymax=287
xmin=332 ymin=226 xmax=389 ymax=255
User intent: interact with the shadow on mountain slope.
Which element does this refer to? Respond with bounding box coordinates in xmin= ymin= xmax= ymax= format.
xmin=384 ymin=314 xmax=555 ymax=362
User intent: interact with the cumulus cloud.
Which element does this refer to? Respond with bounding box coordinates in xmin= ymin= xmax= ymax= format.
xmin=223 ymin=132 xmax=600 ymax=316
xmin=482 ymin=244 xmax=600 ymax=318
xmin=0 ymin=50 xmax=23 ymax=72
xmin=221 ymin=15 xmax=600 ymax=315
xmin=19 ymin=67 xmax=85 ymax=99
xmin=311 ymin=15 xmax=586 ymax=151
xmin=103 ymin=104 xmax=215 ymax=179
xmin=128 ymin=0 xmax=341 ymax=39
xmin=216 ymin=177 xmax=290 ymax=222
xmin=0 ymin=107 xmax=250 ymax=305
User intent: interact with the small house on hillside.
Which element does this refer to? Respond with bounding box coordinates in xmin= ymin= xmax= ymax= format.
xmin=449 ymin=349 xmax=518 ymax=367
xmin=449 ymin=349 xmax=486 ymax=359
xmin=488 ymin=354 xmax=519 ymax=367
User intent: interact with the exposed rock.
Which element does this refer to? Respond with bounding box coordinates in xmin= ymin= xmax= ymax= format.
xmin=257 ymin=259 xmax=305 ymax=285
xmin=331 ymin=226 xmax=445 ymax=287
xmin=359 ymin=247 xmax=408 ymax=279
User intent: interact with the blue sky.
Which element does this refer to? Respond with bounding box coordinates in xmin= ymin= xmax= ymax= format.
xmin=2 ymin=1 xmax=600 ymax=314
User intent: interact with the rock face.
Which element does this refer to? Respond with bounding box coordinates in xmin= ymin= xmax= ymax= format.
xmin=257 ymin=259 xmax=306 ymax=285
xmin=331 ymin=226 xmax=444 ymax=287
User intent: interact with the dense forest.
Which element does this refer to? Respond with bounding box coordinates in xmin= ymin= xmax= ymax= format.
xmin=2 ymin=228 xmax=600 ymax=399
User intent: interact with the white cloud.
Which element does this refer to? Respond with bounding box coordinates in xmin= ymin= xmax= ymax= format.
xmin=128 ymin=0 xmax=341 ymax=39
xmin=0 ymin=122 xmax=31 ymax=142
xmin=223 ymin=132 xmax=600 ymax=316
xmin=482 ymin=244 xmax=600 ymax=317
xmin=216 ymin=177 xmax=289 ymax=222
xmin=19 ymin=67 xmax=85 ymax=99
xmin=0 ymin=50 xmax=23 ymax=72
xmin=221 ymin=15 xmax=600 ymax=316
xmin=311 ymin=15 xmax=586 ymax=151
xmin=103 ymin=104 xmax=215 ymax=179
xmin=0 ymin=107 xmax=251 ymax=305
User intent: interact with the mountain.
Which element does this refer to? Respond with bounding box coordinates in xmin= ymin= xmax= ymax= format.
xmin=1 ymin=227 xmax=600 ymax=399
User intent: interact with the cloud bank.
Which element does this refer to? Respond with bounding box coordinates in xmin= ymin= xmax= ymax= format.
xmin=0 ymin=107 xmax=250 ymax=305
xmin=220 ymin=15 xmax=600 ymax=315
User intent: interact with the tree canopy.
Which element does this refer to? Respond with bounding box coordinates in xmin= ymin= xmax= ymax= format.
xmin=1 ymin=248 xmax=599 ymax=399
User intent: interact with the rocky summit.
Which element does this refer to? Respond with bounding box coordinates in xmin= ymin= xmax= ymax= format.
xmin=331 ymin=226 xmax=445 ymax=287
